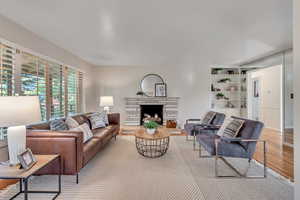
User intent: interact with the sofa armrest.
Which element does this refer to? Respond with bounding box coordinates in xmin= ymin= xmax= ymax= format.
xmin=26 ymin=130 xmax=84 ymax=175
xmin=108 ymin=113 xmax=120 ymax=125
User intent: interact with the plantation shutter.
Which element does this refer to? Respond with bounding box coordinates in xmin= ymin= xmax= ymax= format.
xmin=20 ymin=52 xmax=47 ymax=120
xmin=66 ymin=67 xmax=77 ymax=115
xmin=48 ymin=62 xmax=65 ymax=119
xmin=77 ymin=72 xmax=83 ymax=113
xmin=0 ymin=40 xmax=84 ymax=121
xmin=0 ymin=43 xmax=15 ymax=96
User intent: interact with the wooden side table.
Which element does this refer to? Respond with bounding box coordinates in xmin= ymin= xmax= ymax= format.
xmin=0 ymin=155 xmax=61 ymax=200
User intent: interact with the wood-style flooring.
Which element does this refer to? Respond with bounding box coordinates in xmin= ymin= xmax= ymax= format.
xmin=253 ymin=128 xmax=294 ymax=181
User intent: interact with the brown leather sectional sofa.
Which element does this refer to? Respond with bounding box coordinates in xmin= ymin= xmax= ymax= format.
xmin=26 ymin=113 xmax=120 ymax=183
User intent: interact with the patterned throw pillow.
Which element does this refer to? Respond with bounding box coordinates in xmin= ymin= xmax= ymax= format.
xmin=65 ymin=117 xmax=80 ymax=129
xmin=50 ymin=119 xmax=69 ymax=131
xmin=201 ymin=111 xmax=216 ymax=125
xmin=216 ymin=117 xmax=231 ymax=137
xmin=223 ymin=119 xmax=245 ymax=138
xmin=71 ymin=123 xmax=93 ymax=143
xmin=87 ymin=112 xmax=107 ymax=129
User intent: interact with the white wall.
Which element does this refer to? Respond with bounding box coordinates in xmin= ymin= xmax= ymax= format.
xmin=94 ymin=65 xmax=210 ymax=127
xmin=294 ymin=0 xmax=300 ymax=198
xmin=0 ymin=14 xmax=98 ymax=112
xmin=284 ymin=51 xmax=294 ymax=128
xmin=248 ymin=66 xmax=282 ymax=131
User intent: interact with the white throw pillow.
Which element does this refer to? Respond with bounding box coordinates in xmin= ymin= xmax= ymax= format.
xmin=71 ymin=123 xmax=93 ymax=143
xmin=65 ymin=117 xmax=80 ymax=129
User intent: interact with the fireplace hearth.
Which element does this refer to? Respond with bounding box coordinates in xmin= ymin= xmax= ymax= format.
xmin=140 ymin=105 xmax=163 ymax=125
xmin=124 ymin=97 xmax=179 ymax=126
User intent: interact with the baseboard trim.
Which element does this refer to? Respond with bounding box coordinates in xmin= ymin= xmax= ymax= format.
xmin=252 ymin=159 xmax=294 ymax=184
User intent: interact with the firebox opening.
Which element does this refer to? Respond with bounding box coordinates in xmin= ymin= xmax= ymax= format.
xmin=140 ymin=105 xmax=163 ymax=125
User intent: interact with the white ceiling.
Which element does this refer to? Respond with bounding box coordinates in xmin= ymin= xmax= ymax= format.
xmin=0 ymin=0 xmax=292 ymax=66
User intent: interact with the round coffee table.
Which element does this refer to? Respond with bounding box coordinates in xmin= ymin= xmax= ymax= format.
xmin=135 ymin=128 xmax=170 ymax=158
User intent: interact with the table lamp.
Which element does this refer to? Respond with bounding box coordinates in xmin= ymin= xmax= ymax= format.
xmin=0 ymin=96 xmax=41 ymax=165
xmin=100 ymin=96 xmax=114 ymax=113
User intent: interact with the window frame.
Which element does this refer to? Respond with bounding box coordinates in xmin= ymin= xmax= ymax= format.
xmin=0 ymin=39 xmax=84 ymax=122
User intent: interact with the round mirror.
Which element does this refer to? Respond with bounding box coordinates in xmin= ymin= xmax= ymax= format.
xmin=140 ymin=74 xmax=164 ymax=97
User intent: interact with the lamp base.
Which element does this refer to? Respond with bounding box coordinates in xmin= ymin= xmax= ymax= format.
xmin=7 ymin=125 xmax=26 ymax=165
xmin=104 ymin=106 xmax=110 ymax=113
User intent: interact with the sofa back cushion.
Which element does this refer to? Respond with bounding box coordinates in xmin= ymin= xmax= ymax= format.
xmin=228 ymin=117 xmax=264 ymax=158
xmin=27 ymin=112 xmax=118 ymax=131
xmin=72 ymin=115 xmax=89 ymax=125
xmin=202 ymin=111 xmax=216 ymax=125
xmin=211 ymin=112 xmax=226 ymax=126
xmin=27 ymin=122 xmax=50 ymax=130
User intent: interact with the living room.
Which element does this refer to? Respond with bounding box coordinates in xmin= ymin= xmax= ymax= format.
xmin=0 ymin=0 xmax=300 ymax=200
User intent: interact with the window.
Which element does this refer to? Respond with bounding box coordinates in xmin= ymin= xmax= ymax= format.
xmin=0 ymin=40 xmax=84 ymax=123
xmin=0 ymin=43 xmax=16 ymax=139
xmin=49 ymin=62 xmax=65 ymax=119
xmin=21 ymin=53 xmax=47 ymax=120
xmin=0 ymin=43 xmax=15 ymax=96
xmin=67 ymin=67 xmax=77 ymax=115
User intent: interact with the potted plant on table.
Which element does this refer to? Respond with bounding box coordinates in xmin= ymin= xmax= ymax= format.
xmin=216 ymin=93 xmax=225 ymax=100
xmin=144 ymin=120 xmax=159 ymax=135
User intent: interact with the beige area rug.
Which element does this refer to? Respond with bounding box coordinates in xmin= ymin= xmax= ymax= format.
xmin=0 ymin=136 xmax=293 ymax=200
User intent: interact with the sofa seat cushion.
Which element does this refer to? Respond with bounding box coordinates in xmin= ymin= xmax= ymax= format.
xmin=93 ymin=125 xmax=117 ymax=138
xmin=217 ymin=141 xmax=250 ymax=158
xmin=83 ymin=138 xmax=102 ymax=165
xmin=185 ymin=123 xmax=216 ymax=136
xmin=73 ymin=115 xmax=91 ymax=127
xmin=196 ymin=133 xmax=249 ymax=158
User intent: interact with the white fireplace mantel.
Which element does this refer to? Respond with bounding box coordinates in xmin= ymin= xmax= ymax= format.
xmin=124 ymin=97 xmax=179 ymax=126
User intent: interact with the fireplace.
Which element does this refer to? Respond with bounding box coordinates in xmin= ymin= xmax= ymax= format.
xmin=140 ymin=105 xmax=163 ymax=125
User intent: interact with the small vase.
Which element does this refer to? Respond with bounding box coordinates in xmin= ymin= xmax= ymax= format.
xmin=146 ymin=128 xmax=156 ymax=135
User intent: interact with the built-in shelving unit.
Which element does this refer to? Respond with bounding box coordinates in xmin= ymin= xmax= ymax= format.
xmin=210 ymin=67 xmax=255 ymax=118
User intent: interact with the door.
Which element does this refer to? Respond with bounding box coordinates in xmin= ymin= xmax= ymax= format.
xmin=252 ymin=78 xmax=260 ymax=121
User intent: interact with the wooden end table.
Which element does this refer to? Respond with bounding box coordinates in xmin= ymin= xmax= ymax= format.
xmin=135 ymin=128 xmax=170 ymax=158
xmin=0 ymin=154 xmax=61 ymax=200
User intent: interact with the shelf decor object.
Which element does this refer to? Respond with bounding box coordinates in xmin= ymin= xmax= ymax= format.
xmin=140 ymin=74 xmax=165 ymax=97
xmin=155 ymin=83 xmax=167 ymax=97
xmin=0 ymin=96 xmax=41 ymax=165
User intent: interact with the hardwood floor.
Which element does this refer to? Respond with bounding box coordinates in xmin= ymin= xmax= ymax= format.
xmin=253 ymin=128 xmax=294 ymax=181
xmin=0 ymin=180 xmax=17 ymax=190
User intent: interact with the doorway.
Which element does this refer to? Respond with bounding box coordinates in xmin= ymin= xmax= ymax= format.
xmin=247 ymin=65 xmax=283 ymax=133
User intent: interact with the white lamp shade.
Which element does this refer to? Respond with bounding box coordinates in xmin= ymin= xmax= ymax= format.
xmin=100 ymin=96 xmax=114 ymax=107
xmin=0 ymin=96 xmax=41 ymax=127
